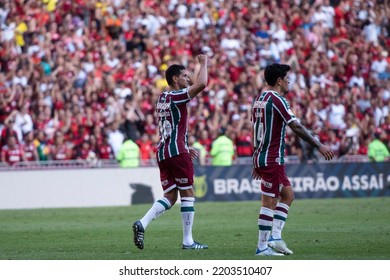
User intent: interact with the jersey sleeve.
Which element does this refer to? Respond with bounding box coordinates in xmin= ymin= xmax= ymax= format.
xmin=170 ymin=87 xmax=191 ymax=104
xmin=272 ymin=94 xmax=296 ymax=124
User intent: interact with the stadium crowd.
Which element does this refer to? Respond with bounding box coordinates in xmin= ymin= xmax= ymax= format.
xmin=0 ymin=0 xmax=389 ymax=166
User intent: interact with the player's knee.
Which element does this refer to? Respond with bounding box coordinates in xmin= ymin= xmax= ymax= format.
xmin=164 ymin=193 xmax=178 ymax=207
xmin=262 ymin=195 xmax=278 ymax=209
xmin=179 ymin=186 xmax=194 ymax=197
xmin=281 ymin=186 xmax=294 ymax=204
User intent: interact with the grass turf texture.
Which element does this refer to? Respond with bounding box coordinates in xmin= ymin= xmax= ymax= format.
xmin=0 ymin=197 xmax=389 ymax=260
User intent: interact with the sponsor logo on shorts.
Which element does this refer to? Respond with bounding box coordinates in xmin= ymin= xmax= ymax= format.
xmin=175 ymin=177 xmax=189 ymax=184
xmin=161 ymin=179 xmax=169 ymax=186
xmin=261 ymin=180 xmax=273 ymax=189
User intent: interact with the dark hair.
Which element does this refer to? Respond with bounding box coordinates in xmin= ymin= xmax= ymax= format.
xmin=374 ymin=128 xmax=382 ymax=139
xmin=264 ymin=63 xmax=291 ymax=86
xmin=165 ymin=64 xmax=185 ymax=86
xmin=218 ymin=127 xmax=226 ymax=136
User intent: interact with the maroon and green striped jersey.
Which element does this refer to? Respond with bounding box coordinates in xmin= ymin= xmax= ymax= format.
xmin=252 ymin=90 xmax=296 ymax=167
xmin=156 ymin=87 xmax=191 ymax=162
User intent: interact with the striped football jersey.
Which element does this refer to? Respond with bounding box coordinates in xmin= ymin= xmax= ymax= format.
xmin=252 ymin=90 xmax=296 ymax=167
xmin=156 ymin=87 xmax=191 ymax=162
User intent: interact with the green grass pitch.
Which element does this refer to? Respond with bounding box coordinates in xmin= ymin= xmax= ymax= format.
xmin=0 ymin=197 xmax=389 ymax=260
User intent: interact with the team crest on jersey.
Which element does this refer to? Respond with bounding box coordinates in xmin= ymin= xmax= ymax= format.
xmin=193 ymin=175 xmax=207 ymax=198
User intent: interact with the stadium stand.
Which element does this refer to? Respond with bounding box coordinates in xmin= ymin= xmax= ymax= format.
xmin=0 ymin=0 xmax=389 ymax=168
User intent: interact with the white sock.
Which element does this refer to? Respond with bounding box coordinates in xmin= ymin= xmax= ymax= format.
xmin=258 ymin=207 xmax=274 ymax=251
xmin=272 ymin=202 xmax=289 ymax=239
xmin=181 ymin=197 xmax=195 ymax=246
xmin=140 ymin=197 xmax=171 ymax=229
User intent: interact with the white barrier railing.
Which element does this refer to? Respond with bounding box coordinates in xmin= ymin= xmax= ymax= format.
xmin=0 ymin=155 xmax=372 ymax=171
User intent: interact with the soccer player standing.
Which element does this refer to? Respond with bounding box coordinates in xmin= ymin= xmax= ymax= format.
xmin=132 ymin=54 xmax=209 ymax=250
xmin=252 ymin=63 xmax=334 ymax=256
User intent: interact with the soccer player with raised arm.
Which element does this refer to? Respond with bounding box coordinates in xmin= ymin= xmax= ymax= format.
xmin=132 ymin=54 xmax=208 ymax=250
xmin=252 ymin=63 xmax=334 ymax=256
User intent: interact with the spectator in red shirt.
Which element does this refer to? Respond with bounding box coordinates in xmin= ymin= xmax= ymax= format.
xmin=235 ymin=123 xmax=253 ymax=158
xmin=97 ymin=135 xmax=114 ymax=160
xmin=1 ymin=135 xmax=26 ymax=166
xmin=48 ymin=131 xmax=73 ymax=161
xmin=143 ymin=113 xmax=158 ymax=136
xmin=198 ymin=129 xmax=212 ymax=153
xmin=136 ymin=133 xmax=154 ymax=165
xmin=0 ymin=117 xmax=18 ymax=149
xmin=75 ymin=139 xmax=96 ymax=160
xmin=22 ymin=131 xmax=38 ymax=161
